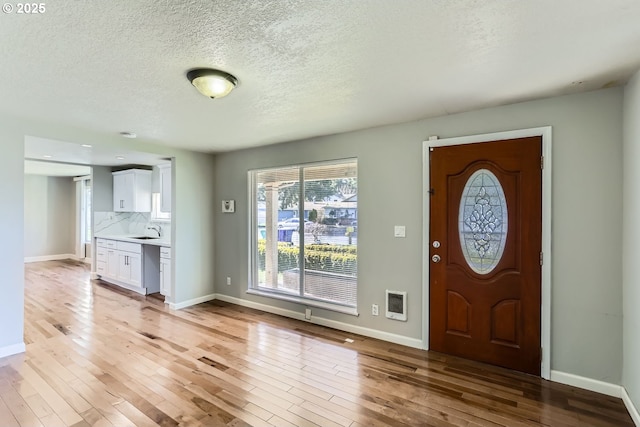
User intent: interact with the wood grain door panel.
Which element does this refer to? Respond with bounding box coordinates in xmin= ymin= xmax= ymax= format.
xmin=429 ymin=137 xmax=542 ymax=375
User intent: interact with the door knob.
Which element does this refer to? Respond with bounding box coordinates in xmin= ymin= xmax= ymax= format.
xmin=432 ymin=254 xmax=441 ymax=263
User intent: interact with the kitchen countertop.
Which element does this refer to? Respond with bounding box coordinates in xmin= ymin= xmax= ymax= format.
xmin=95 ymin=234 xmax=171 ymax=247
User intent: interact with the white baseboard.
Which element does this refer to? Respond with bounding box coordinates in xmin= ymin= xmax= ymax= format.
xmin=550 ymin=370 xmax=621 ymax=397
xmin=24 ymin=253 xmax=77 ymax=263
xmin=97 ymin=275 xmax=147 ymax=295
xmin=0 ymin=342 xmax=25 ymax=359
xmin=215 ymin=294 xmax=423 ymax=349
xmin=622 ymin=387 xmax=640 ymax=426
xmin=169 ymin=294 xmax=216 ymax=310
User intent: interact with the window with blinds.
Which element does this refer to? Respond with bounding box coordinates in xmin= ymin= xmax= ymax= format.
xmin=249 ymin=159 xmax=358 ymax=312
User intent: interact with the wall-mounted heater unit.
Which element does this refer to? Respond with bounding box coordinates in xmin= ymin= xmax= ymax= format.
xmin=386 ymin=290 xmax=407 ymax=321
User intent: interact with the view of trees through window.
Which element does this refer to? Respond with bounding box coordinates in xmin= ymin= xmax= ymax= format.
xmin=252 ymin=160 xmax=357 ymax=307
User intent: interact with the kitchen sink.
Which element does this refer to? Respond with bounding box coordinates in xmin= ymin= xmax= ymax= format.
xmin=130 ymin=236 xmax=159 ymax=240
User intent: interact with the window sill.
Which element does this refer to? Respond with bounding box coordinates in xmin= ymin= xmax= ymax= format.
xmin=246 ymin=288 xmax=359 ymax=316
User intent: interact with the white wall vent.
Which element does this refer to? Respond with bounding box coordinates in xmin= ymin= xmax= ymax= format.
xmin=385 ymin=290 xmax=407 ymax=321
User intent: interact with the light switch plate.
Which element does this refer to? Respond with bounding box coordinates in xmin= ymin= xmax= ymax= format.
xmin=394 ymin=225 xmax=406 ymax=238
xmin=221 ymin=200 xmax=235 ymax=213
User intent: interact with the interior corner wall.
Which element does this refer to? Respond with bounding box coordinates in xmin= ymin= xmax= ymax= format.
xmin=214 ymin=87 xmax=624 ymax=385
xmin=623 ymin=70 xmax=640 ymax=411
xmin=172 ymin=152 xmax=216 ymax=305
xmin=0 ymin=124 xmax=25 ymax=355
xmin=24 ymin=175 xmax=76 ymax=258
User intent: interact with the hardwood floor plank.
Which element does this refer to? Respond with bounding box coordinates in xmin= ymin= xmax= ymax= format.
xmin=265 ymin=414 xmax=299 ymax=427
xmin=4 ymin=260 xmax=633 ymax=427
xmin=79 ymin=407 xmax=115 ymax=427
xmin=23 ymin=393 xmax=55 ymax=419
xmin=39 ymin=412 xmax=68 ymax=427
xmin=0 ymin=395 xmax=22 ymax=427
xmin=0 ymin=386 xmax=44 ymax=427
xmin=9 ymin=362 xmax=83 ymax=426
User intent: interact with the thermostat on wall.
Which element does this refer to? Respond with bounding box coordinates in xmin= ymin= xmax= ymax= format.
xmin=386 ymin=290 xmax=407 ymax=321
xmin=222 ymin=200 xmax=235 ymax=213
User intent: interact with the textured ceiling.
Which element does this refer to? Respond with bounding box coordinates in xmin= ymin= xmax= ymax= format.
xmin=1 ymin=1 xmax=640 ymax=153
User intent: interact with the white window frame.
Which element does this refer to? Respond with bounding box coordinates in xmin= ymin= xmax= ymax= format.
xmin=83 ymin=178 xmax=92 ymax=243
xmin=247 ymin=159 xmax=358 ymax=316
xmin=151 ymin=192 xmax=171 ymax=222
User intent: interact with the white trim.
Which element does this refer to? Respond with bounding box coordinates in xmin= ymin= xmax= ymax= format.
xmin=422 ymin=127 xmax=553 ymax=379
xmin=246 ymin=289 xmax=359 ymax=316
xmin=24 ymin=253 xmax=78 ymax=263
xmin=216 ymin=294 xmax=423 ymax=349
xmin=622 ymin=387 xmax=640 ymax=426
xmin=169 ymin=293 xmax=216 ymax=310
xmin=0 ymin=342 xmax=26 ymax=359
xmin=550 ymin=370 xmax=621 ymax=398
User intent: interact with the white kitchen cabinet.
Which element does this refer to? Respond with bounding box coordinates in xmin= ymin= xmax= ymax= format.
xmin=113 ymin=169 xmax=152 ymax=212
xmin=159 ymin=246 xmax=171 ymax=297
xmin=96 ymin=241 xmax=107 ymax=276
xmin=95 ymin=238 xmax=144 ymax=292
xmin=117 ymin=251 xmax=142 ymax=287
xmin=158 ymin=163 xmax=172 ymax=213
xmin=107 ymin=249 xmax=118 ymax=277
xmin=96 ymin=238 xmax=119 ymax=277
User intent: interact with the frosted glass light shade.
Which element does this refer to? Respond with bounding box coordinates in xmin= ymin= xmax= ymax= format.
xmin=187 ymin=69 xmax=237 ymax=99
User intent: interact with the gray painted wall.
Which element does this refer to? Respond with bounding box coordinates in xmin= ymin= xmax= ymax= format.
xmin=24 ymin=175 xmax=75 ymax=258
xmin=214 ymin=88 xmax=624 ymax=384
xmin=0 ymin=122 xmax=24 ymax=354
xmin=91 ymin=166 xmax=113 ymax=212
xmin=172 ymin=153 xmax=216 ymax=304
xmin=623 ymin=70 xmax=640 ymax=411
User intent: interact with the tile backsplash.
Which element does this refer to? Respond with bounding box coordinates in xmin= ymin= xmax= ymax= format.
xmin=94 ymin=212 xmax=171 ymax=238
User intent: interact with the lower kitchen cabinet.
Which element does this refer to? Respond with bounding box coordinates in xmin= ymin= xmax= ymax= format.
xmin=160 ymin=246 xmax=171 ymax=297
xmin=107 ymin=249 xmax=118 ymax=277
xmin=96 ymin=238 xmax=161 ymax=295
xmin=117 ymin=250 xmax=141 ymax=287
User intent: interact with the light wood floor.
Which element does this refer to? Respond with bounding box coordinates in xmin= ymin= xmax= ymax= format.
xmin=1 ymin=260 xmax=633 ymax=426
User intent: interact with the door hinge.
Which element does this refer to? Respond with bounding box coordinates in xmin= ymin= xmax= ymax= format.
xmin=541 ymin=156 xmax=544 ymax=169
xmin=540 ymin=251 xmax=543 ymax=266
xmin=428 ymin=188 xmax=435 ymax=196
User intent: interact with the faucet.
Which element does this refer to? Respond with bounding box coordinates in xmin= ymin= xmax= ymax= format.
xmin=147 ymin=224 xmax=162 ymax=237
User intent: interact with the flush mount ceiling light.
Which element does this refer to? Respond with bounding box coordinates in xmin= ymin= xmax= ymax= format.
xmin=187 ymin=68 xmax=237 ymax=99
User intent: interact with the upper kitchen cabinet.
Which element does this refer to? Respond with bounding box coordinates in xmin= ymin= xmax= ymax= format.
xmin=158 ymin=163 xmax=172 ymax=213
xmin=113 ymin=169 xmax=152 ymax=212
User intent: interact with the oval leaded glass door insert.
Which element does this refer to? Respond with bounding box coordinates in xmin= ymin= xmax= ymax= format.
xmin=458 ymin=168 xmax=508 ymax=274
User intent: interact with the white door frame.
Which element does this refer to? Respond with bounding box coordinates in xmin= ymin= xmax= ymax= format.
xmin=422 ymin=126 xmax=552 ymax=379
xmin=74 ymin=174 xmax=91 ymax=260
